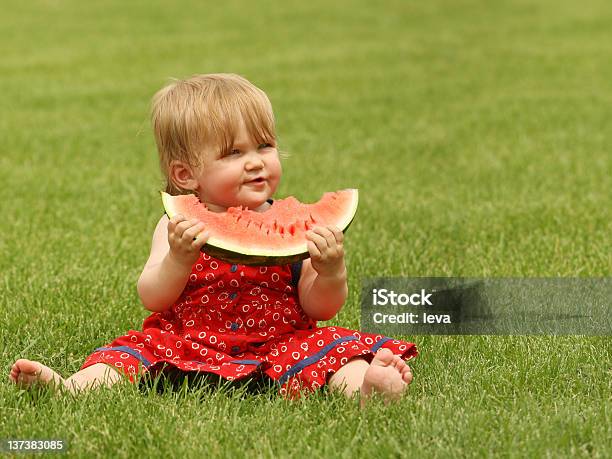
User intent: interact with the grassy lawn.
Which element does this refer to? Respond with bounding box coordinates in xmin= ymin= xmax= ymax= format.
xmin=1 ymin=0 xmax=610 ymax=457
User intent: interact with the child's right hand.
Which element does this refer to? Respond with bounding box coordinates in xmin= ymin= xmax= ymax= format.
xmin=167 ymin=215 xmax=210 ymax=267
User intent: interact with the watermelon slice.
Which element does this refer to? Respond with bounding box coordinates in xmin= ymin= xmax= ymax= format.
xmin=161 ymin=189 xmax=358 ymax=266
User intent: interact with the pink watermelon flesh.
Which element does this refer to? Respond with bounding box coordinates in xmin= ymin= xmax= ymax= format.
xmin=161 ymin=189 xmax=359 ymax=266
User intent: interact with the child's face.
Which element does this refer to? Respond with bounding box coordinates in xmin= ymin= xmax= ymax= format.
xmin=193 ymin=118 xmax=281 ymax=212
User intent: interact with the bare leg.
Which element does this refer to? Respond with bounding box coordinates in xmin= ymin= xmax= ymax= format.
xmin=9 ymin=359 xmax=125 ymax=395
xmin=328 ymin=348 xmax=413 ymax=408
xmin=64 ymin=363 xmax=125 ymax=394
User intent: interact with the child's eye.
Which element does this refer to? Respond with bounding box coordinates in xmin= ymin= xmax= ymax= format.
xmin=229 ymin=149 xmax=241 ymax=155
xmin=258 ymin=143 xmax=273 ymax=149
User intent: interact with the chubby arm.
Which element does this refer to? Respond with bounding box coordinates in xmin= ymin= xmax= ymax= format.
xmin=298 ymin=226 xmax=348 ymax=321
xmin=137 ymin=214 xmax=209 ymax=313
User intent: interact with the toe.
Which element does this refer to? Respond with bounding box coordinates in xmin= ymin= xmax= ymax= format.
xmin=393 ymin=356 xmax=406 ymax=371
xmin=371 ymin=348 xmax=394 ymax=366
xmin=10 ymin=364 xmax=19 ymax=375
xmin=402 ymin=366 xmax=413 ymax=384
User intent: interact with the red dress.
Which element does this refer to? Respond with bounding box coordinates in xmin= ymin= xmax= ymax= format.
xmin=80 ymin=252 xmax=418 ymax=399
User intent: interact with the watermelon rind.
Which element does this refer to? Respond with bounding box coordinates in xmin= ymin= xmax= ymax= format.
xmin=160 ymin=190 xmax=358 ymax=266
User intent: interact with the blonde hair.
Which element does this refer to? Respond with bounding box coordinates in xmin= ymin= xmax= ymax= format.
xmin=151 ymin=73 xmax=283 ymax=195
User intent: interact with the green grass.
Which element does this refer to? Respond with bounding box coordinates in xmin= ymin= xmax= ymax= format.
xmin=1 ymin=0 xmax=611 ymax=457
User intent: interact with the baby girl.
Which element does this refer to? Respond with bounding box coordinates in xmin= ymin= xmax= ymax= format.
xmin=9 ymin=73 xmax=417 ymax=406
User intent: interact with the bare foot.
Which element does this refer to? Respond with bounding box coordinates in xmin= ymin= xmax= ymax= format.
xmin=360 ymin=348 xmax=413 ymax=406
xmin=9 ymin=359 xmax=66 ymax=392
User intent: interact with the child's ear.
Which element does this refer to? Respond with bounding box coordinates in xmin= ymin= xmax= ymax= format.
xmin=169 ymin=160 xmax=198 ymax=192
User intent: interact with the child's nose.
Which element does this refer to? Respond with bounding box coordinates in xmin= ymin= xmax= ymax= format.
xmin=245 ymin=152 xmax=264 ymax=170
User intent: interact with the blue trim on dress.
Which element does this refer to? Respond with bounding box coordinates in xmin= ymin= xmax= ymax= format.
xmin=370 ymin=336 xmax=391 ymax=353
xmin=230 ymin=360 xmax=262 ymax=366
xmin=191 ymin=359 xmax=262 ymax=366
xmin=278 ymin=336 xmax=359 ymax=385
xmin=290 ymin=260 xmax=303 ymax=288
xmin=94 ymin=346 xmax=152 ymax=368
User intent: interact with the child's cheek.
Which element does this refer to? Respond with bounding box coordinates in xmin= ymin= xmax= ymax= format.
xmin=270 ymin=162 xmax=283 ymax=192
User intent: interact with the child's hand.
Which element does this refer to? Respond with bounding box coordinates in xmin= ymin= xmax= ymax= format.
xmin=305 ymin=225 xmax=346 ymax=278
xmin=167 ymin=215 xmax=210 ymax=268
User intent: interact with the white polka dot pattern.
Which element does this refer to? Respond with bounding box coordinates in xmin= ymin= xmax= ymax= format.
xmin=79 ymin=253 xmax=418 ymax=399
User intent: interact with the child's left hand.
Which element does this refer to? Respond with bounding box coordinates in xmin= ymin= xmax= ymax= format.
xmin=305 ymin=225 xmax=346 ymax=278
